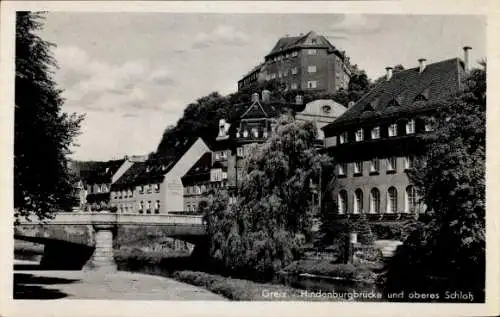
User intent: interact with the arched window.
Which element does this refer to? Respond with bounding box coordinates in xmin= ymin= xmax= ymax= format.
xmin=405 ymin=185 xmax=417 ymax=213
xmin=353 ymin=189 xmax=363 ymax=214
xmin=370 ymin=188 xmax=381 ymax=214
xmin=337 ymin=190 xmax=347 ymax=214
xmin=387 ymin=187 xmax=398 ymax=213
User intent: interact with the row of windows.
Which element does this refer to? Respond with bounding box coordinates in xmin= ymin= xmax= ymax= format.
xmin=111 ymin=200 xmax=160 ymax=214
xmin=337 ymin=186 xmax=417 ymax=214
xmin=236 ymin=127 xmax=270 ymax=139
xmin=87 ymin=184 xmax=109 ymax=194
xmin=185 ymin=181 xmax=228 ymax=195
xmin=338 ymin=119 xmax=433 ymax=144
xmin=337 ymin=156 xmax=415 ymax=176
xmin=186 ymin=203 xmax=198 ymax=212
xmin=266 ymin=65 xmax=319 ymax=80
xmin=268 ymin=48 xmax=319 ymax=63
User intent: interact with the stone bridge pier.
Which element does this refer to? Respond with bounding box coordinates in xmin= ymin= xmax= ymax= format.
xmin=84 ymin=223 xmax=117 ymax=272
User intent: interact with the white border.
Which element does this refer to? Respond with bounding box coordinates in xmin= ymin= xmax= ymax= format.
xmin=1 ymin=1 xmax=499 ymax=317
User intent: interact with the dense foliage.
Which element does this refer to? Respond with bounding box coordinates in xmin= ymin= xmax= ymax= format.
xmin=203 ymin=116 xmax=334 ymax=279
xmin=15 ymin=12 xmax=84 ymax=221
xmin=384 ymin=64 xmax=486 ymax=301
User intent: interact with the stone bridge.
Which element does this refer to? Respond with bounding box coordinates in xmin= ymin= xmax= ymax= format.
xmin=15 ymin=212 xmax=206 ymax=271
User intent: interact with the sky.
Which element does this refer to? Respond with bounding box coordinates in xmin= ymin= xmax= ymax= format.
xmin=38 ymin=13 xmax=486 ymax=161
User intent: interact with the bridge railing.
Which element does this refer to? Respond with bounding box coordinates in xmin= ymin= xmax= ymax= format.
xmin=16 ymin=212 xmax=204 ymax=226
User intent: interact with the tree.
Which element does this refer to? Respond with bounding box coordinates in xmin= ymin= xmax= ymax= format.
xmin=384 ymin=63 xmax=486 ymax=302
xmin=204 ymin=115 xmax=334 ymax=279
xmin=347 ymin=71 xmax=371 ymax=102
xmin=15 ymin=12 xmax=84 ymax=221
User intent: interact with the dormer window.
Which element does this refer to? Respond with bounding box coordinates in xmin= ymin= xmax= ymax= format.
xmin=237 ymin=147 xmax=243 ymax=157
xmin=243 ymin=129 xmax=249 ymax=138
xmin=355 ymin=129 xmax=364 ymax=142
xmin=406 ymin=119 xmax=416 ymax=134
xmin=371 ymin=127 xmax=380 ymax=139
xmin=322 ymin=105 xmax=332 ymax=114
xmin=388 ymin=124 xmax=398 ymax=137
xmin=388 ymin=98 xmax=400 ymax=107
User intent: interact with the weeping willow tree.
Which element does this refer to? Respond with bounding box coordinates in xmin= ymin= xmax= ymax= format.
xmin=204 ymin=115 xmax=334 ymax=279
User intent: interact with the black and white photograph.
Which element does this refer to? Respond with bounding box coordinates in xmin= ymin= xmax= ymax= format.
xmin=1 ymin=1 xmax=498 ymax=316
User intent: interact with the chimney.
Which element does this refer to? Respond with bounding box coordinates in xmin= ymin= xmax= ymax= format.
xmin=385 ymin=67 xmax=393 ymax=81
xmin=262 ymin=90 xmax=271 ymax=103
xmin=295 ymin=95 xmax=303 ymax=105
xmin=463 ymin=46 xmax=472 ymax=73
xmin=418 ymin=58 xmax=427 ymax=73
xmin=251 ymin=93 xmax=259 ymax=103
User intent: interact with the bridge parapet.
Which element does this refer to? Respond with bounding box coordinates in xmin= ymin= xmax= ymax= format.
xmin=16 ymin=212 xmax=204 ymax=226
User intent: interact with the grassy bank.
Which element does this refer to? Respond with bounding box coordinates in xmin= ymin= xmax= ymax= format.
xmin=171 ymin=270 xmax=341 ymax=301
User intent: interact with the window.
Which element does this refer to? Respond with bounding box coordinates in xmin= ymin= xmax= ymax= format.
xmin=139 ymin=185 xmax=144 ymax=194
xmin=425 ymin=117 xmax=434 ymax=132
xmin=155 ymin=200 xmax=160 ymax=214
xmin=339 ymin=132 xmax=348 ymax=144
xmin=406 ymin=119 xmax=415 ymax=134
xmin=354 ymin=161 xmax=363 ymax=175
xmin=154 ymin=184 xmax=160 ymax=193
xmin=355 ymin=128 xmax=364 ymax=142
xmin=370 ymin=158 xmax=379 ymax=173
xmin=292 ymin=51 xmax=298 ymax=57
xmin=291 ymin=67 xmax=298 ymax=75
xmin=307 ymin=49 xmax=317 ymax=55
xmin=370 ymin=188 xmax=381 ymax=214
xmin=252 ymin=127 xmax=259 ymax=138
xmin=371 ymin=127 xmax=380 ymax=139
xmin=307 ymin=81 xmax=318 ymax=89
xmin=353 ymin=189 xmax=363 ymax=214
xmin=222 ymin=171 xmax=228 ymax=180
xmin=237 ymin=147 xmax=244 ymax=157
xmin=147 ymin=200 xmax=152 ymax=214
xmin=387 ymin=157 xmax=397 ymax=172
xmin=271 ymin=73 xmax=276 ymax=79
xmin=386 ymin=187 xmax=398 ymax=213
xmin=243 ymin=129 xmax=249 ymax=138
xmin=307 ymin=65 xmax=317 ymax=73
xmin=146 ymin=184 xmax=152 ymax=194
xmin=94 ymin=184 xmax=100 ymax=193
xmin=404 ymin=156 xmax=415 ymax=170
xmin=194 ymin=186 xmax=201 ymax=194
xmin=405 ymin=186 xmax=417 ymax=213
xmin=338 ymin=190 xmax=347 ymax=214
xmin=291 ymin=83 xmax=298 ymax=90
xmin=283 ymin=70 xmax=288 ymax=77
xmin=388 ymin=123 xmax=398 ymax=137
xmin=139 ymin=201 xmax=144 ymax=214
xmin=215 ymin=152 xmax=220 ymax=160
xmin=128 ymin=189 xmax=133 ymax=197
xmin=337 ymin=163 xmax=347 ymax=176
xmin=311 ymin=38 xmax=317 ymax=44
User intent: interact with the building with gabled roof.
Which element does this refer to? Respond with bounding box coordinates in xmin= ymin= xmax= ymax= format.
xmin=110 ymin=138 xmax=210 ymax=214
xmin=321 ymin=47 xmax=472 ymax=220
xmin=238 ymin=31 xmax=353 ymax=93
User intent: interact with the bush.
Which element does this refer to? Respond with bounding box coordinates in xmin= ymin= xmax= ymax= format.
xmin=370 ymin=220 xmax=421 ymax=241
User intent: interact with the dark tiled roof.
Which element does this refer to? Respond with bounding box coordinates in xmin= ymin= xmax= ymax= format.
xmin=324 ymin=58 xmax=465 ymax=130
xmin=181 ymin=152 xmax=212 ymax=184
xmin=69 ymin=159 xmax=125 ymax=184
xmin=266 ymin=31 xmax=339 ymax=58
xmin=111 ymin=161 xmax=147 ymax=190
xmin=135 ymin=138 xmax=199 ymax=185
